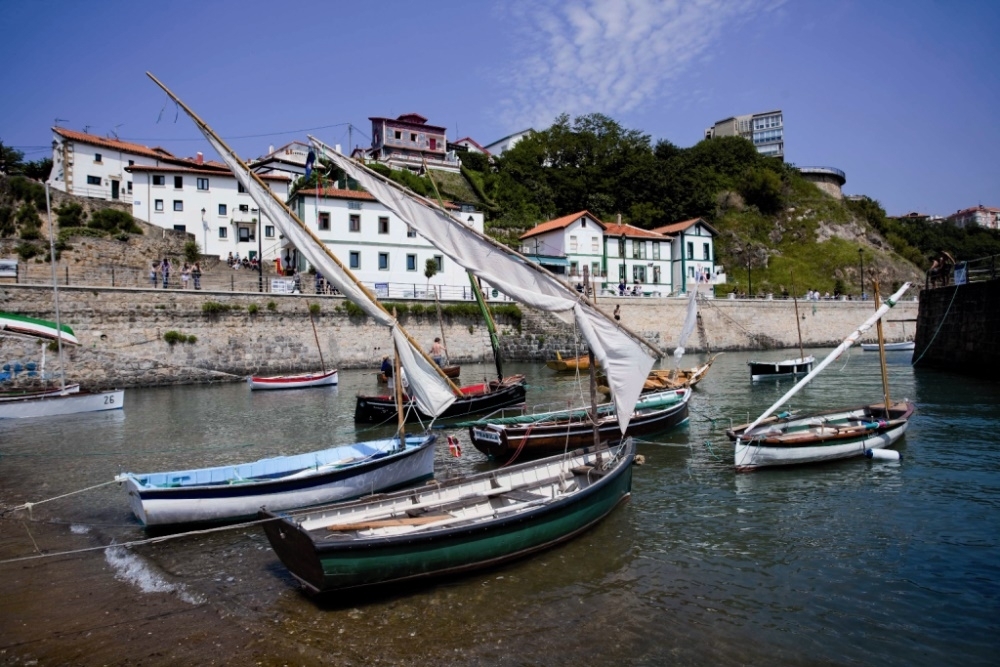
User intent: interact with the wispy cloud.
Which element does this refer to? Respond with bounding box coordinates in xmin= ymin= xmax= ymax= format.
xmin=497 ymin=0 xmax=786 ymax=131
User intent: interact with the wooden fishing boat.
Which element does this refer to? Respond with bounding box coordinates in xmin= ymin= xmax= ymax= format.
xmin=729 ymin=282 xmax=914 ymax=472
xmin=120 ymin=435 xmax=436 ymax=528
xmin=467 ymin=388 xmax=690 ymax=461
xmin=0 ymin=382 xmax=80 ymax=402
xmin=861 ymin=341 xmax=914 ymax=352
xmin=747 ymin=356 xmax=815 ymax=382
xmin=259 ymin=439 xmax=635 ymax=595
xmin=598 ymin=355 xmax=718 ymax=395
xmin=355 ymin=375 xmax=527 ymax=424
xmin=0 ymin=311 xmax=79 ymax=345
xmin=248 ymin=368 xmax=338 ymax=390
xmin=0 ymin=387 xmax=123 ymax=419
xmin=729 ymin=401 xmax=914 ymax=471
xmin=545 ymin=351 xmax=590 ymax=372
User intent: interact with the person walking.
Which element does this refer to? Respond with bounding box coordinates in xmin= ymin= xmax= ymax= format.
xmin=192 ymin=262 xmax=202 ymax=290
xmin=150 ymin=260 xmax=160 ymax=288
xmin=161 ymin=258 xmax=171 ymax=288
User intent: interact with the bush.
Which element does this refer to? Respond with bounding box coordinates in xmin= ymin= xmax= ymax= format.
xmin=55 ymin=202 xmax=86 ymax=228
xmin=0 ymin=206 xmax=13 ymax=237
xmin=308 ymin=303 xmax=321 ymax=315
xmin=183 ymin=240 xmax=200 ymax=264
xmin=89 ymin=208 xmax=141 ymax=234
xmin=266 ymin=301 xmax=277 ymax=311
xmin=248 ymin=303 xmax=259 ymax=314
xmin=202 ymin=301 xmax=232 ymax=314
xmin=15 ymin=241 xmax=40 ymax=260
xmin=164 ymin=330 xmax=197 ymax=345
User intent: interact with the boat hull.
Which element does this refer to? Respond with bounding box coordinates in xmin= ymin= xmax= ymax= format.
xmin=0 ymin=388 xmax=123 ymax=419
xmin=545 ymin=354 xmax=589 ymax=373
xmin=729 ymin=401 xmax=914 ymax=471
xmin=354 ymin=376 xmax=526 ymax=423
xmin=469 ymin=389 xmax=690 ymax=460
xmin=748 ymin=356 xmax=815 ymax=381
xmin=0 ymin=383 xmax=80 ymax=402
xmin=123 ymin=435 xmax=436 ymax=528
xmin=260 ymin=440 xmax=635 ymax=595
xmin=248 ymin=369 xmax=338 ymax=390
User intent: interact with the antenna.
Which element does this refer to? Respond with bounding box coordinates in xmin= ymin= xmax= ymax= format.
xmin=111 ymin=123 xmax=124 ymax=140
xmin=54 ymin=118 xmax=69 ymax=126
xmin=82 ymin=125 xmax=91 ymax=134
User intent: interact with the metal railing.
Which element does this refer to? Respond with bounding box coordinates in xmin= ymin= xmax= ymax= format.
xmin=925 ymin=254 xmax=999 ymax=290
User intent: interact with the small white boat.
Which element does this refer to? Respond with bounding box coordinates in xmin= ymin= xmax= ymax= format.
xmin=861 ymin=341 xmax=914 ymax=351
xmin=120 ymin=434 xmax=436 ymax=528
xmin=747 ymin=356 xmax=815 ymax=381
xmin=0 ymin=388 xmax=124 ymax=419
xmin=248 ymin=368 xmax=338 ymax=390
xmin=0 ymin=383 xmax=80 ymax=402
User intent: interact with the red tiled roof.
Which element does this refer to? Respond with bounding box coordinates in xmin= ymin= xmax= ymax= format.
xmin=127 ymin=164 xmax=290 ymax=181
xmin=53 ymin=127 xmax=176 ymax=161
xmin=651 ymin=217 xmax=719 ymax=236
xmin=603 ymin=223 xmax=670 ymax=239
xmin=294 ymin=188 xmax=378 ymax=201
xmin=453 ymin=137 xmax=489 ymax=154
xmin=520 ymin=211 xmax=605 ymax=240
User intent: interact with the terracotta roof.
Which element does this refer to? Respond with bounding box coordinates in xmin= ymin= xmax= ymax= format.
xmin=520 ymin=211 xmax=605 ymax=240
xmin=53 ymin=127 xmax=176 ymax=161
xmin=651 ymin=217 xmax=719 ymax=236
xmin=603 ymin=223 xmax=671 ymax=239
xmin=453 ymin=137 xmax=489 ymax=154
xmin=294 ymin=188 xmax=377 ymax=201
xmin=126 ymin=164 xmax=290 ymax=181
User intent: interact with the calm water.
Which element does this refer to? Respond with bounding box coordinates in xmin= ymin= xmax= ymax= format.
xmin=0 ymin=351 xmax=997 ymax=666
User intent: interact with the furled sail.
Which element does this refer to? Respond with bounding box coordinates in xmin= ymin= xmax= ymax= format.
xmin=673 ymin=285 xmax=698 ymax=363
xmin=146 ymin=73 xmax=456 ymax=418
xmin=311 ymin=137 xmax=658 ymax=431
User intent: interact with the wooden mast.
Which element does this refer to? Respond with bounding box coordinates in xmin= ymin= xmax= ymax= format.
xmin=392 ymin=308 xmax=405 ymax=438
xmin=145 ymin=72 xmax=461 ymax=394
xmin=790 ymin=270 xmax=805 ymax=363
xmin=584 ymin=266 xmax=601 ymax=449
xmin=872 ymin=280 xmax=892 ymax=417
xmin=307 ymin=304 xmax=326 ymax=373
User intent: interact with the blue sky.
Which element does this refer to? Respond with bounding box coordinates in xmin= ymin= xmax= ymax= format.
xmin=2 ymin=0 xmax=997 ymax=218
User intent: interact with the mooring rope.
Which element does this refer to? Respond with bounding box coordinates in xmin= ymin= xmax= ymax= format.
xmin=912 ymin=285 xmax=960 ymax=367
xmin=1 ymin=479 xmax=121 ymax=519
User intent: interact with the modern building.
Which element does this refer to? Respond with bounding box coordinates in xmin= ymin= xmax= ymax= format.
xmin=705 ymin=110 xmax=784 ymax=159
xmin=651 ymin=218 xmax=721 ymax=294
xmin=947 ymin=205 xmax=1000 ymax=230
xmin=366 ymin=113 xmax=460 ymax=174
xmin=287 ymin=186 xmax=489 ymax=300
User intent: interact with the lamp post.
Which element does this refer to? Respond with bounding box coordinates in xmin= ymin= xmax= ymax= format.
xmin=747 ymin=245 xmax=752 ymax=298
xmin=252 ymin=207 xmax=262 ymax=292
xmin=200 ymin=208 xmax=206 ymax=255
xmin=858 ymin=248 xmax=864 ymax=300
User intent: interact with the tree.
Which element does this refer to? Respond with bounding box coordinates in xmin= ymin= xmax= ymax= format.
xmin=424 ymin=257 xmax=439 ymax=293
xmin=0 ymin=140 xmax=24 ymax=176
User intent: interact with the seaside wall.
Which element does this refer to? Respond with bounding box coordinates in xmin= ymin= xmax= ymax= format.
xmin=913 ymin=280 xmax=1000 ymax=378
xmin=0 ymin=285 xmax=919 ymax=388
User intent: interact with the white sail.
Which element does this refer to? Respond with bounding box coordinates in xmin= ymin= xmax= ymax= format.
xmin=673 ymin=284 xmax=698 ymax=363
xmin=147 ymin=75 xmax=456 ymax=418
xmin=312 ymin=137 xmax=657 ymax=431
xmin=739 ymin=282 xmax=911 ymax=437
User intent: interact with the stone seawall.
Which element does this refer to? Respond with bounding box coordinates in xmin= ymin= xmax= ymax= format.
xmin=914 ymin=281 xmax=1000 ymax=378
xmin=0 ymin=285 xmax=919 ymax=388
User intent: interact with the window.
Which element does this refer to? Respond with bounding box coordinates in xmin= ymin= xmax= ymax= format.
xmin=687 ymin=242 xmax=694 ymax=260
xmin=153 ymin=175 xmax=165 ymax=186
xmin=197 ymin=178 xmax=209 ymax=191
xmin=378 ymin=252 xmax=389 ymax=270
xmin=238 ymin=183 xmax=246 ymax=193
xmin=349 ymin=251 xmax=360 ymax=269
xmin=378 ymin=216 xmax=389 ymax=234
xmin=569 ymin=235 xmax=578 ymax=253
xmin=265 ymin=225 xmax=275 ymax=238
xmin=703 ymin=243 xmax=710 ymax=260
xmin=128 ymin=160 xmax=134 ymax=166
xmin=653 ymin=266 xmax=661 ymax=284
xmin=406 ymin=225 xmax=416 ymax=238
xmin=127 ymin=181 xmax=132 ymax=193
xmin=173 ymin=224 xmax=186 ymax=232
xmin=238 ymin=227 xmax=250 ymax=242
xmin=619 ymin=239 xmax=627 ymax=257
xmin=633 ymin=241 xmax=646 ymax=260
xmin=433 ymin=255 xmax=443 ymax=271
xmin=569 ymin=261 xmax=578 ymax=276
xmin=238 ymin=204 xmax=249 ymax=213
xmin=406 ymin=254 xmax=417 ymax=271
xmin=633 ymin=265 xmax=647 ymax=283
xmin=394 ymin=130 xmax=401 ymax=140
xmin=591 ymin=237 xmax=599 ymax=253
xmin=218 ymin=204 xmax=227 ymax=215
xmin=174 ymin=176 xmax=183 ymax=189
xmin=173 ymin=200 xmax=183 ymax=212
xmin=652 ymin=242 xmax=660 ymax=260
xmin=86 ymin=175 xmax=101 ymax=185
xmin=592 ymin=262 xmax=601 ymax=278
xmin=219 ymin=227 xmax=228 ymax=239
xmin=94 ymin=153 xmax=102 ymax=163
xmin=154 ymin=199 xmax=164 ymax=212
xmin=349 ymin=214 xmax=360 ymax=232
xmin=318 ymin=212 xmax=330 ymax=231
xmin=348 ymin=201 xmax=361 ymax=210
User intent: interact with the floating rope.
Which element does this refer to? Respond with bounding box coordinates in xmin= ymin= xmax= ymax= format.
xmin=1 ymin=479 xmax=121 ymax=520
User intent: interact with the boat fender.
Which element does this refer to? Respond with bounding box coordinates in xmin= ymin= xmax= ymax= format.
xmin=865 ymin=448 xmax=901 ymax=461
xmin=634 ymin=454 xmax=645 ymax=466
xmin=447 ymin=435 xmax=462 ymax=457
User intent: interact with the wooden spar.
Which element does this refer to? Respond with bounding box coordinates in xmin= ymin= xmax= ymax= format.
xmin=873 ymin=281 xmax=891 ymax=416
xmin=43 ymin=183 xmax=67 ymax=392
xmin=307 ymin=304 xmax=326 ymax=373
xmin=392 ymin=308 xmax=405 ymax=437
xmin=433 ymin=291 xmax=449 ymax=366
xmin=145 ymin=72 xmax=460 ymax=395
xmin=791 ymin=269 xmax=805 ymax=363
xmin=738 ymin=282 xmax=912 ymax=437
xmin=584 ymin=268 xmax=600 ymax=449
xmin=312 ymin=134 xmax=661 ymax=360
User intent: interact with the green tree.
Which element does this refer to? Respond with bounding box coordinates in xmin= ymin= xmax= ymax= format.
xmin=424 ymin=257 xmax=439 ymax=292
xmin=89 ymin=208 xmax=142 ymax=234
xmin=184 ymin=240 xmax=201 ymax=264
xmin=55 ymin=202 xmax=86 ymax=227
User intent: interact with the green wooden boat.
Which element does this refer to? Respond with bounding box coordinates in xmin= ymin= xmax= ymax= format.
xmin=0 ymin=311 xmax=79 ymax=345
xmin=259 ymin=439 xmax=635 ymax=595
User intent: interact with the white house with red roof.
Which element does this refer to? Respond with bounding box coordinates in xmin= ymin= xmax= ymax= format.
xmin=286 ymin=186 xmax=490 ymax=300
xmin=367 ymin=113 xmax=460 ymax=174
xmin=947 ymin=205 xmax=1000 ymax=230
xmin=603 ymin=220 xmax=674 ymax=295
xmin=519 ymin=210 xmax=605 ymax=282
xmin=651 ymin=218 xmax=722 ymax=294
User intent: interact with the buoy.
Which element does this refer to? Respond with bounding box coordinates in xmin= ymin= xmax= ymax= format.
xmin=865 ymin=448 xmax=901 ymax=461
xmin=447 ymin=435 xmax=462 ymax=457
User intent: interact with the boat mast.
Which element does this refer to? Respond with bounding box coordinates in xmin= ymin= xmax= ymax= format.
xmin=44 ymin=183 xmax=66 ymax=392
xmin=145 ymin=72 xmax=460 ymax=394
xmin=392 ymin=307 xmax=405 ymax=438
xmin=584 ymin=267 xmax=600 ymax=448
xmin=791 ymin=270 xmax=805 ymax=363
xmin=307 ymin=303 xmax=326 ymax=373
xmin=872 ymin=281 xmax=892 ymax=417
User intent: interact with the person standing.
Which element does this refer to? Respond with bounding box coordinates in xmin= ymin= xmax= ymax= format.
xmin=161 ymin=258 xmax=171 ymax=288
xmin=181 ymin=263 xmax=191 ymax=290
xmin=150 ymin=260 xmax=160 ymax=288
xmin=430 ymin=337 xmax=446 ymax=366
xmin=192 ymin=262 xmax=202 ymax=290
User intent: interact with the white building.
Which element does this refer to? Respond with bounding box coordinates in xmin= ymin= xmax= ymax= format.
xmin=287 ymin=186 xmax=492 ymax=300
xmin=602 ymin=221 xmax=674 ymax=295
xmin=651 ymin=218 xmax=721 ymax=294
xmin=483 ymin=129 xmax=533 ymax=156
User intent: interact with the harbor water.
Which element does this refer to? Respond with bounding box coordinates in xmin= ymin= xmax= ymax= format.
xmin=0 ymin=350 xmax=997 ymax=666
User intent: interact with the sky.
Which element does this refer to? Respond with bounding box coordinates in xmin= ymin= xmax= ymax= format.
xmin=2 ymin=0 xmax=998 ymax=218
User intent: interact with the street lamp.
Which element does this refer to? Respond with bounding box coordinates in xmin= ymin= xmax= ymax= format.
xmin=858 ymin=248 xmax=864 ymax=300
xmin=747 ymin=246 xmax=752 ymax=298
xmin=252 ymin=207 xmax=262 ymax=292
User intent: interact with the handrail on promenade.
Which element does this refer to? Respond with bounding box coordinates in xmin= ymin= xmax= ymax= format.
xmin=925 ymin=253 xmax=999 ymax=291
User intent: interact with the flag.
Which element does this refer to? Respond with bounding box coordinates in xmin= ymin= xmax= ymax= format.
xmin=305 ymin=149 xmax=316 ymax=180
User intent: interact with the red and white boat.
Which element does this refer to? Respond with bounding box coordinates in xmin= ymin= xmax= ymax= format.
xmin=247 ymin=368 xmax=338 ymax=391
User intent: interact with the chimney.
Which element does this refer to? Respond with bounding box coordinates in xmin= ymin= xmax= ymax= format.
xmin=196 ymin=152 xmax=203 ymax=165
xmin=617 ymin=213 xmax=622 ymax=224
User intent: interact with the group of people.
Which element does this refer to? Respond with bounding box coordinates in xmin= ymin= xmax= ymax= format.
xmin=617 ymin=280 xmax=643 ymax=296
xmin=150 ymin=258 xmax=202 ymax=289
xmin=226 ymin=252 xmax=258 ymax=271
